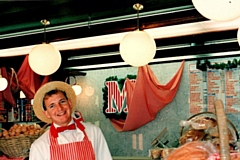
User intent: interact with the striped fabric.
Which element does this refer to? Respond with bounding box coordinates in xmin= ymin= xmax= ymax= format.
xmin=49 ymin=119 xmax=95 ymax=160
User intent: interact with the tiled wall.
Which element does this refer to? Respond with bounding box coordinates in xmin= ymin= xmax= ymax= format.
xmin=73 ymin=58 xmax=240 ymax=157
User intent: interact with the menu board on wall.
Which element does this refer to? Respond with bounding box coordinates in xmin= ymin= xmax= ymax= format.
xmin=189 ymin=64 xmax=205 ymax=114
xmin=189 ymin=64 xmax=240 ymax=114
xmin=206 ymin=69 xmax=223 ymax=113
xmin=225 ymin=68 xmax=240 ymax=113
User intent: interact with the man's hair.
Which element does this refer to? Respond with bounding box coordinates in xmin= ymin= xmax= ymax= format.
xmin=42 ymin=89 xmax=68 ymax=110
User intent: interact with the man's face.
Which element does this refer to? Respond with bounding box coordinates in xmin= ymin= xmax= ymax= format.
xmin=43 ymin=91 xmax=73 ymax=126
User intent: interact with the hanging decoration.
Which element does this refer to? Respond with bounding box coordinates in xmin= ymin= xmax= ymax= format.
xmin=8 ymin=68 xmax=19 ymax=94
xmin=18 ymin=55 xmax=51 ymax=99
xmin=102 ymin=61 xmax=184 ymax=132
xmin=196 ymin=58 xmax=239 ymax=71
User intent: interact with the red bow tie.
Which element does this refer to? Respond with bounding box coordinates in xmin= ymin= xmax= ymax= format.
xmin=57 ymin=123 xmax=76 ymax=133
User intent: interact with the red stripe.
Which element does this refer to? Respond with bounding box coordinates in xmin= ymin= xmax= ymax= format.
xmin=49 ymin=129 xmax=95 ymax=159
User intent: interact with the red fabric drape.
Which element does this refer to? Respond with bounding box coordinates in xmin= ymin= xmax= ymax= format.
xmin=17 ymin=55 xmax=50 ymax=99
xmin=110 ymin=61 xmax=185 ymax=132
xmin=0 ymin=67 xmax=16 ymax=107
xmin=7 ymin=68 xmax=19 ymax=94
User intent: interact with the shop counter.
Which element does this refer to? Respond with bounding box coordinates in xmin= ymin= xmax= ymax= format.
xmin=112 ymin=156 xmax=151 ymax=160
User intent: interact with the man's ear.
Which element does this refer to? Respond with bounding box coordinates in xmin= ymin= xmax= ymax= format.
xmin=43 ymin=110 xmax=51 ymax=119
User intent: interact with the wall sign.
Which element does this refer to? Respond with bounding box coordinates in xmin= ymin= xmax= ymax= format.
xmin=102 ymin=75 xmax=136 ymax=119
xmin=189 ymin=59 xmax=240 ymax=114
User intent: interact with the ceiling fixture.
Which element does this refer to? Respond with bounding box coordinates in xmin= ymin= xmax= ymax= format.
xmin=72 ymin=83 xmax=82 ymax=96
xmin=119 ymin=3 xmax=156 ymax=67
xmin=28 ymin=19 xmax=61 ymax=76
xmin=66 ymin=76 xmax=82 ymax=95
xmin=71 ymin=76 xmax=82 ymax=95
xmin=192 ymin=0 xmax=240 ymax=21
xmin=237 ymin=29 xmax=240 ymax=46
xmin=0 ymin=69 xmax=8 ymax=91
xmin=1 ymin=17 xmax=240 ymax=57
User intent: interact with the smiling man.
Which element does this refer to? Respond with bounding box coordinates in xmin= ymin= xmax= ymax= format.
xmin=29 ymin=81 xmax=112 ymax=160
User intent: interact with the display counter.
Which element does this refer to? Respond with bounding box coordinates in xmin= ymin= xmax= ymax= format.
xmin=112 ymin=156 xmax=151 ymax=160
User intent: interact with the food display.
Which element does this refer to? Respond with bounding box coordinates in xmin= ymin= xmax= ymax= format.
xmin=0 ymin=123 xmax=43 ymax=138
xmin=179 ymin=112 xmax=238 ymax=149
xmin=150 ymin=111 xmax=239 ymax=159
xmin=0 ymin=123 xmax=46 ymax=158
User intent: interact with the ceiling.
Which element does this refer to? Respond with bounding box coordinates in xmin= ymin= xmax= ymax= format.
xmin=0 ymin=0 xmax=240 ymax=79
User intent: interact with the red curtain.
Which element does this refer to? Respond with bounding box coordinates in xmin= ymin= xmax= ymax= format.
xmin=8 ymin=68 xmax=19 ymax=94
xmin=17 ymin=55 xmax=50 ymax=99
xmin=110 ymin=61 xmax=185 ymax=132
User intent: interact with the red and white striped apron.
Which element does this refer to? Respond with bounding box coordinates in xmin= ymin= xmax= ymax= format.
xmin=49 ymin=119 xmax=96 ymax=160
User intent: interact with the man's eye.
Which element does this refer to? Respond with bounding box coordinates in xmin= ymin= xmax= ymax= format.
xmin=49 ymin=104 xmax=54 ymax=109
xmin=60 ymin=99 xmax=67 ymax=104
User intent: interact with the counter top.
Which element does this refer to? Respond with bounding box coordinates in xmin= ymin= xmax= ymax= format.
xmin=112 ymin=156 xmax=151 ymax=160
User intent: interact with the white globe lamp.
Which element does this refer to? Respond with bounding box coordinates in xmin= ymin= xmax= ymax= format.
xmin=120 ymin=29 xmax=156 ymax=67
xmin=29 ymin=43 xmax=61 ymax=75
xmin=28 ymin=19 xmax=61 ymax=76
xmin=192 ymin=0 xmax=240 ymax=21
xmin=72 ymin=84 xmax=82 ymax=95
xmin=0 ymin=75 xmax=8 ymax=91
xmin=237 ymin=27 xmax=240 ymax=46
xmin=119 ymin=3 xmax=156 ymax=67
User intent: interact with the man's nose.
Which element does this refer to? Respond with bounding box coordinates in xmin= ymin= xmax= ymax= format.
xmin=56 ymin=103 xmax=64 ymax=110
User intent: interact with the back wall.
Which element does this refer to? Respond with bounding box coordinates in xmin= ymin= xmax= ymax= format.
xmin=73 ymin=57 xmax=240 ymax=157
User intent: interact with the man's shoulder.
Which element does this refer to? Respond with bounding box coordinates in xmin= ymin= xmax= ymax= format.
xmin=32 ymin=129 xmax=50 ymax=146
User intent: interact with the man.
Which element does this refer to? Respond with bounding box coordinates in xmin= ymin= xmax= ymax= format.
xmin=29 ymin=81 xmax=112 ymax=160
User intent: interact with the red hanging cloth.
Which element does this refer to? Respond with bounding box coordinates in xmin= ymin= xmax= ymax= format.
xmin=0 ymin=67 xmax=16 ymax=107
xmin=8 ymin=68 xmax=19 ymax=94
xmin=110 ymin=61 xmax=185 ymax=132
xmin=17 ymin=55 xmax=50 ymax=99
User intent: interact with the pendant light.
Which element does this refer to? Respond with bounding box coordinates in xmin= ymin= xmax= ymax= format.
xmin=28 ymin=19 xmax=61 ymax=76
xmin=72 ymin=84 xmax=82 ymax=96
xmin=237 ymin=27 xmax=240 ymax=46
xmin=192 ymin=0 xmax=240 ymax=22
xmin=119 ymin=3 xmax=156 ymax=67
xmin=0 ymin=68 xmax=8 ymax=91
xmin=72 ymin=76 xmax=82 ymax=95
xmin=65 ymin=76 xmax=82 ymax=95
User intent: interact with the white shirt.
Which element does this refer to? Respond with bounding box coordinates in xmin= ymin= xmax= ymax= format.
xmin=29 ymin=121 xmax=112 ymax=160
